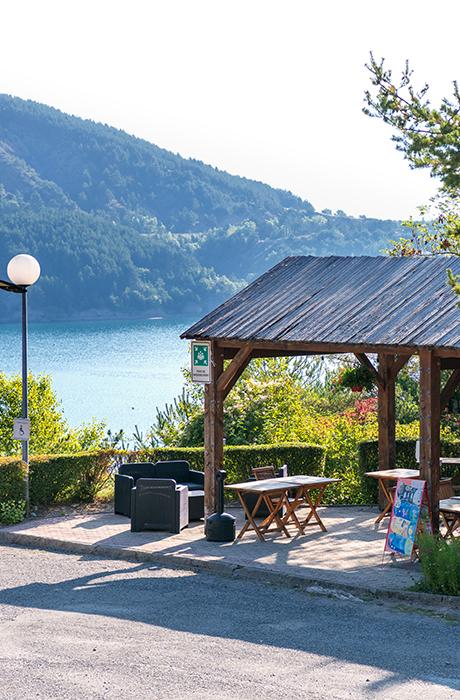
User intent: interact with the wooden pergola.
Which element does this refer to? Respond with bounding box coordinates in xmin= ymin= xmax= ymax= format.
xmin=181 ymin=255 xmax=460 ymax=529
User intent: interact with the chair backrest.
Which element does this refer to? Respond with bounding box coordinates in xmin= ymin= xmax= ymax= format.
xmin=439 ymin=478 xmax=455 ymax=500
xmin=154 ymin=460 xmax=190 ymax=481
xmin=136 ymin=477 xmax=177 ymax=494
xmin=118 ymin=462 xmax=156 ymax=483
xmin=252 ymin=466 xmax=276 ymax=480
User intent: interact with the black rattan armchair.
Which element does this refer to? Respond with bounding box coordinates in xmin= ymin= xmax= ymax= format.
xmin=130 ymin=478 xmax=189 ymax=534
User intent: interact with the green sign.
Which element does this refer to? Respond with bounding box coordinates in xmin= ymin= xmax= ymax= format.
xmin=191 ymin=341 xmax=212 ymax=383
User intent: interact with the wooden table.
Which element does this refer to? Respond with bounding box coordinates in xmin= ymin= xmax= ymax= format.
xmin=440 ymin=497 xmax=460 ymax=538
xmin=365 ymin=468 xmax=420 ymax=525
xmin=440 ymin=457 xmax=460 ymax=466
xmin=225 ymin=475 xmax=340 ymax=542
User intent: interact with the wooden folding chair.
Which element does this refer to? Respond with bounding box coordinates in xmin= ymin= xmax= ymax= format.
xmin=439 ymin=479 xmax=460 ymax=538
xmin=251 ymin=465 xmax=291 ymax=530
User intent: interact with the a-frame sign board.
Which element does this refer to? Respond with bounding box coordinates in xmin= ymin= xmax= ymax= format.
xmin=384 ymin=478 xmax=433 ymax=559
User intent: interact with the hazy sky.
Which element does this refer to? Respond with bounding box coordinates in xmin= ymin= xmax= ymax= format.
xmin=2 ymin=0 xmax=459 ymax=219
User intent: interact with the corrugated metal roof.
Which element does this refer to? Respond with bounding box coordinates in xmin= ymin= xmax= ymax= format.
xmin=181 ymin=256 xmax=460 ymax=349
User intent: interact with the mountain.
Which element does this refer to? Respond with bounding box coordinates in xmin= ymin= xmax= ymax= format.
xmin=0 ymin=94 xmax=402 ymax=321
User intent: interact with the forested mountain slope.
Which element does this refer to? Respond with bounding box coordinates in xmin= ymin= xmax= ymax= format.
xmin=0 ymin=94 xmax=402 ymax=320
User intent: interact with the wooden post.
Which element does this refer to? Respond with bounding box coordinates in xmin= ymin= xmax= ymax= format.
xmin=204 ymin=342 xmax=224 ymax=517
xmin=419 ymin=349 xmax=441 ymax=531
xmin=378 ymin=354 xmax=396 ymax=472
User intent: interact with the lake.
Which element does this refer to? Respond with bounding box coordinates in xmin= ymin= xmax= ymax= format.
xmin=0 ymin=317 xmax=196 ymax=437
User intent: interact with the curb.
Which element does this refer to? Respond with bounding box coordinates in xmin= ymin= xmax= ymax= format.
xmin=1 ymin=529 xmax=459 ymax=612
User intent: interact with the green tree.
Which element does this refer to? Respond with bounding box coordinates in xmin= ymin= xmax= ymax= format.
xmin=364 ymin=53 xmax=460 ymax=292
xmin=364 ymin=53 xmax=460 ymax=193
xmin=0 ymin=372 xmax=106 ymax=456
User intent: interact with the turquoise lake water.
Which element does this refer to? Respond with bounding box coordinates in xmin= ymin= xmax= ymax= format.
xmin=0 ymin=317 xmax=196 ymax=436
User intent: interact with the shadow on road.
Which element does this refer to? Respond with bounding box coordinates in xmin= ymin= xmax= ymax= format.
xmin=0 ymin=557 xmax=458 ymax=695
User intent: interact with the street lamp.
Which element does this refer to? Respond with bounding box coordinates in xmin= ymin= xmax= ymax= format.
xmin=0 ymin=254 xmax=41 ymax=515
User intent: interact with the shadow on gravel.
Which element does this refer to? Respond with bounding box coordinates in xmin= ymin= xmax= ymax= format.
xmin=0 ymin=559 xmax=458 ymax=695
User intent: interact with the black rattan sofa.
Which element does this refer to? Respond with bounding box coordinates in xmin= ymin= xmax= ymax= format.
xmin=114 ymin=460 xmax=204 ymax=519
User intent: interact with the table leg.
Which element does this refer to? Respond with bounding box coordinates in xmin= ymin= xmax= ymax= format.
xmin=302 ymin=486 xmax=327 ymax=532
xmin=259 ymin=492 xmax=291 ymax=537
xmin=374 ymin=479 xmax=394 ymax=525
xmin=442 ymin=513 xmax=460 ymax=538
xmin=282 ymin=486 xmax=327 ymax=534
xmin=236 ymin=492 xmax=265 ymax=541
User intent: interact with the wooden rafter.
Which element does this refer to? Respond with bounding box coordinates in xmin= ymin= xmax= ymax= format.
xmin=216 ymin=344 xmax=252 ymax=398
xmin=393 ymin=354 xmax=412 ymax=375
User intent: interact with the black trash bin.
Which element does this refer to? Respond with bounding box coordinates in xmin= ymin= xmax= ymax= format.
xmin=205 ymin=470 xmax=236 ymax=542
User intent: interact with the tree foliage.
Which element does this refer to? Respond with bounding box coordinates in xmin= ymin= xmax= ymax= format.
xmin=364 ymin=53 xmax=460 ymax=193
xmin=364 ymin=53 xmax=460 ymax=294
xmin=0 ymin=372 xmax=105 ymax=456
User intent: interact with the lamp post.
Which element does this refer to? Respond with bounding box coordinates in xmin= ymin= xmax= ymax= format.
xmin=0 ymin=254 xmax=41 ymax=515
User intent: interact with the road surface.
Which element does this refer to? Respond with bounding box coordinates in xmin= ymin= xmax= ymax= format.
xmin=0 ymin=545 xmax=458 ymax=699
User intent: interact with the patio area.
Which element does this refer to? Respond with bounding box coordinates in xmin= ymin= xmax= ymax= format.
xmin=0 ymin=506 xmax=425 ymax=599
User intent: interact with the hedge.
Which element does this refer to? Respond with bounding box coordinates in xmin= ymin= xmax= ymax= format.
xmin=0 ymin=457 xmax=25 ymax=503
xmin=30 ymin=451 xmax=115 ymax=504
xmin=134 ymin=443 xmax=327 ymax=484
xmin=0 ymin=450 xmax=115 ymax=507
xmin=358 ymin=438 xmax=460 ymax=503
xmin=0 ymin=445 xmax=326 ymax=508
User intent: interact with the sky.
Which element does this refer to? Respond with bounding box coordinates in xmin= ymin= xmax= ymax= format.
xmin=1 ymin=0 xmax=459 ymax=220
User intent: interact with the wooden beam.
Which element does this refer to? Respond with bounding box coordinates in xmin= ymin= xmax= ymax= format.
xmin=440 ymin=368 xmax=460 ymax=412
xmin=354 ymin=353 xmax=385 ymax=389
xmin=204 ymin=342 xmax=224 ymax=517
xmin=217 ymin=345 xmax=252 ymax=398
xmin=440 ymin=357 xmax=460 ymax=370
xmin=419 ymin=349 xmax=441 ymax=532
xmin=217 ymin=338 xmax=419 ymax=356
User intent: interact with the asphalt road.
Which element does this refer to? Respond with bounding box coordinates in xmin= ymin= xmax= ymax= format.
xmin=0 ymin=545 xmax=458 ymax=700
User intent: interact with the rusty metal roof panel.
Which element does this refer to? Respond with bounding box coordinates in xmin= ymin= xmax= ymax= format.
xmin=181 ymin=256 xmax=460 ymax=349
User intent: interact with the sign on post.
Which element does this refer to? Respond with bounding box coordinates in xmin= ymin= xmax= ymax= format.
xmin=191 ymin=341 xmax=212 ymax=383
xmin=385 ymin=478 xmax=432 ymax=558
xmin=13 ymin=418 xmax=30 ymax=441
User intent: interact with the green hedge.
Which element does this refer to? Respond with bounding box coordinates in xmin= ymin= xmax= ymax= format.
xmin=30 ymin=451 xmax=115 ymax=505
xmin=0 ymin=457 xmax=25 ymax=503
xmin=134 ymin=443 xmax=326 ymax=485
xmin=358 ymin=439 xmax=460 ymax=504
xmin=0 ymin=450 xmax=116 ymax=508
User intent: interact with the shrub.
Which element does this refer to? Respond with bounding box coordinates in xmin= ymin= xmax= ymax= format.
xmin=416 ymin=534 xmax=460 ymax=596
xmin=132 ymin=443 xmax=326 ymax=485
xmin=0 ymin=457 xmax=25 ymax=502
xmin=29 ymin=451 xmax=116 ymax=504
xmin=0 ymin=373 xmax=106 ymax=456
xmin=0 ymin=499 xmax=26 ymax=525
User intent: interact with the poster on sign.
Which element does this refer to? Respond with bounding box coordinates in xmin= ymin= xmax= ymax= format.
xmin=384 ymin=478 xmax=432 ymax=558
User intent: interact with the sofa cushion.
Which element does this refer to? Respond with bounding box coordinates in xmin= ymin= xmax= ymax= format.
xmin=154 ymin=460 xmax=190 ymax=481
xmin=182 ymin=482 xmax=204 ymax=492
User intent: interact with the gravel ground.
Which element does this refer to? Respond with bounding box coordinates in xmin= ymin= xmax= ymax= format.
xmin=0 ymin=544 xmax=459 ymax=700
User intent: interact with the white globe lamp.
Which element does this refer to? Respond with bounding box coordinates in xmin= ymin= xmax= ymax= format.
xmin=7 ymin=254 xmax=41 ymax=286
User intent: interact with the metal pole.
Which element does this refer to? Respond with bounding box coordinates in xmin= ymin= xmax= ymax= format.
xmin=21 ymin=288 xmax=29 ymax=515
